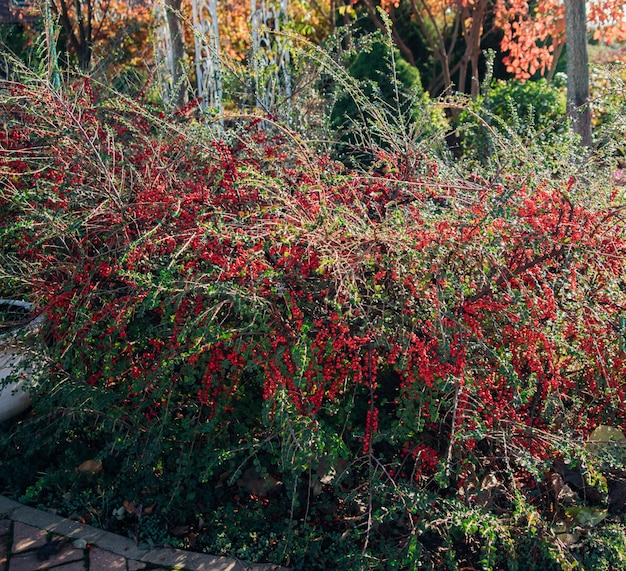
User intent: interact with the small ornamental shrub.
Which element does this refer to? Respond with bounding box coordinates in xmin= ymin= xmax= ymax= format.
xmin=589 ymin=60 xmax=626 ymax=159
xmin=1 ymin=63 xmax=626 ymax=570
xmin=458 ymin=78 xmax=567 ymax=162
xmin=329 ymin=33 xmax=447 ymax=168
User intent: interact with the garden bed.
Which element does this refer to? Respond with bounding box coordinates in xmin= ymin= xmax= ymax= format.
xmin=1 ymin=71 xmax=626 ymax=570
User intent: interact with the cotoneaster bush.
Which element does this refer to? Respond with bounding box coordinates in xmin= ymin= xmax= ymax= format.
xmin=1 ymin=66 xmax=626 ymax=570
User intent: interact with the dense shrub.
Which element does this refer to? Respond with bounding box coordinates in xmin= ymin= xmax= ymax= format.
xmin=589 ymin=59 xmax=626 ymax=159
xmin=1 ymin=67 xmax=626 ymax=570
xmin=458 ymin=78 xmax=567 ymax=162
xmin=329 ymin=33 xmax=446 ymax=167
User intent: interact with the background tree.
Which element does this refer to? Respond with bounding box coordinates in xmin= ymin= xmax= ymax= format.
xmin=164 ymin=0 xmax=187 ymax=108
xmin=491 ymin=0 xmax=625 ymax=82
xmin=499 ymin=0 xmax=624 ymax=146
xmin=214 ymin=0 xmax=335 ymax=62
xmin=355 ymin=0 xmax=626 ymax=97
xmin=565 ymin=0 xmax=591 ymax=146
xmin=358 ymin=0 xmax=495 ymax=95
xmin=49 ymin=0 xmax=149 ymax=73
xmin=50 ymin=0 xmax=101 ymax=70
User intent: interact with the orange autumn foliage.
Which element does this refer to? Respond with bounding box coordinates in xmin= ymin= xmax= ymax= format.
xmin=496 ymin=0 xmax=566 ymax=79
xmin=216 ymin=1 xmax=250 ymax=61
xmin=215 ymin=0 xmax=334 ymax=61
xmin=47 ymin=0 xmax=151 ymax=72
xmin=92 ymin=0 xmax=152 ymax=72
xmin=497 ymin=0 xmax=626 ymax=80
xmin=371 ymin=0 xmax=626 ymax=87
xmin=588 ymin=0 xmax=626 ymax=43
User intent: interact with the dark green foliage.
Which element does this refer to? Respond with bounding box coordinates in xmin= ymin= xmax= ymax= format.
xmin=329 ymin=34 xmax=440 ymax=167
xmin=578 ymin=525 xmax=626 ymax=570
xmin=458 ymin=78 xmax=567 ymax=162
xmin=0 ymin=23 xmax=32 ymax=71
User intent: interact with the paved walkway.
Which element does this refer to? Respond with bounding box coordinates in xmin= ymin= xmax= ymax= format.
xmin=0 ymin=496 xmax=286 ymax=571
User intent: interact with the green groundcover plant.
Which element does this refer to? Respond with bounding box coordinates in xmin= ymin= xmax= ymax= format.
xmin=1 ymin=54 xmax=626 ymax=570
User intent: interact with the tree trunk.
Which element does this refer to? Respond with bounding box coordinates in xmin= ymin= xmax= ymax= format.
xmin=565 ymin=0 xmax=591 ymax=147
xmin=165 ymin=0 xmax=187 ymax=110
xmin=50 ymin=0 xmax=92 ymax=72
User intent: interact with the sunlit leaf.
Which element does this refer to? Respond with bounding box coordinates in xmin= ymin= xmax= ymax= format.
xmin=588 ymin=425 xmax=626 ymax=444
xmin=565 ymin=506 xmax=608 ymax=527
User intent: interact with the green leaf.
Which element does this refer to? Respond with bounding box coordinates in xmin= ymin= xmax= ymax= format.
xmin=588 ymin=425 xmax=626 ymax=444
xmin=586 ymin=425 xmax=626 ymax=462
xmin=564 ymin=506 xmax=608 ymax=527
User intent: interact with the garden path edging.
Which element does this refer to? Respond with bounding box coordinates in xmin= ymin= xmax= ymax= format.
xmin=0 ymin=494 xmax=287 ymax=570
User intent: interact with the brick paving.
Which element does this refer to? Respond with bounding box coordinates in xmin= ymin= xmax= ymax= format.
xmin=0 ymin=496 xmax=287 ymax=571
xmin=0 ymin=520 xmax=163 ymax=571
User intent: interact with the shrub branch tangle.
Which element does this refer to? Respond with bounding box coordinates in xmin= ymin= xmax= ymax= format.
xmin=1 ymin=59 xmax=626 ymax=569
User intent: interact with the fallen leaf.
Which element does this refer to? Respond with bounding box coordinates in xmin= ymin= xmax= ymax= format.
xmin=170 ymin=525 xmax=191 ymax=537
xmin=556 ymin=530 xmax=580 ymax=546
xmin=587 ymin=425 xmax=626 ymax=463
xmin=315 ymin=456 xmax=349 ymax=485
xmin=474 ymin=472 xmax=500 ymax=507
xmin=142 ymin=502 xmax=157 ymax=516
xmin=122 ymin=500 xmax=136 ymax=514
xmin=588 ymin=425 xmax=626 ymax=444
xmin=76 ymin=460 xmax=102 ymax=474
xmin=236 ymin=468 xmax=282 ymax=497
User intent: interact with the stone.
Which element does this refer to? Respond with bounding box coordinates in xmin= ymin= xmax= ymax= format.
xmin=1 ymin=534 xmax=9 ymax=568
xmin=0 ymin=519 xmax=12 ymax=536
xmin=11 ymin=523 xmax=48 ymax=553
xmin=9 ymin=550 xmax=85 ymax=571
xmin=88 ymin=547 xmax=127 ymax=570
